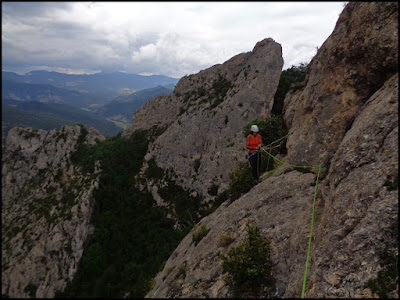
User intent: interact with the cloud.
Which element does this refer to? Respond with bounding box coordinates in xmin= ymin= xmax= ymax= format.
xmin=1 ymin=2 xmax=346 ymax=77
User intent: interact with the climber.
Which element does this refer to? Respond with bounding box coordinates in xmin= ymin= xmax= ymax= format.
xmin=246 ymin=125 xmax=280 ymax=184
xmin=246 ymin=125 xmax=264 ymax=184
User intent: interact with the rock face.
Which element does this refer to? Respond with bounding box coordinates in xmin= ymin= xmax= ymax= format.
xmin=147 ymin=170 xmax=318 ymax=298
xmin=2 ymin=125 xmax=104 ymax=298
xmin=283 ymin=2 xmax=398 ymax=167
xmin=123 ymin=38 xmax=283 ymax=199
xmin=306 ymin=72 xmax=398 ymax=298
xmin=146 ymin=2 xmax=398 ymax=298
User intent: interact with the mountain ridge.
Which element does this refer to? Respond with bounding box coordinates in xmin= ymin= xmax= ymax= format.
xmin=2 ymin=100 xmax=122 ymax=143
xmin=2 ymin=70 xmax=179 ymax=103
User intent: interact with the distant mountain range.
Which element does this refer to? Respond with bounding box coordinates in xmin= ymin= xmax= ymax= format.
xmin=2 ymin=100 xmax=123 ymax=143
xmin=2 ymin=79 xmax=95 ymax=107
xmin=92 ymin=85 xmax=174 ymax=126
xmin=2 ymin=70 xmax=178 ymax=140
xmin=1 ymin=71 xmax=178 ymax=142
xmin=2 ymin=70 xmax=179 ymax=104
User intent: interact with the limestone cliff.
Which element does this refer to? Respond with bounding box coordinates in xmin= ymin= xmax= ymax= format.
xmin=2 ymin=125 xmax=104 ymax=297
xmin=146 ymin=2 xmax=398 ymax=298
xmin=123 ymin=38 xmax=283 ymax=200
xmin=283 ymin=1 xmax=398 ymax=167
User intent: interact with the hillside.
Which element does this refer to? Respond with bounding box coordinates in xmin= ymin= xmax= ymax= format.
xmin=123 ymin=37 xmax=284 ymax=200
xmin=1 ymin=79 xmax=96 ymax=107
xmin=2 ymin=101 xmax=122 ymax=144
xmin=93 ymin=85 xmax=174 ymax=127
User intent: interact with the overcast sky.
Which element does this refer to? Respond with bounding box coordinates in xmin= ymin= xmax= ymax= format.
xmin=2 ymin=1 xmax=346 ymax=78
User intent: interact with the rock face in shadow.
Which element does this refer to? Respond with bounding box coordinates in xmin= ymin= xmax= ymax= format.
xmin=146 ymin=2 xmax=398 ymax=298
xmin=2 ymin=125 xmax=104 ymax=298
xmin=123 ymin=38 xmax=283 ymax=200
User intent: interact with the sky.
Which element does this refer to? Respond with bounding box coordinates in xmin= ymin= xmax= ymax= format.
xmin=2 ymin=1 xmax=347 ymax=79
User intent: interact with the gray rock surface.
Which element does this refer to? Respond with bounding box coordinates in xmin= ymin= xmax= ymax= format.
xmin=2 ymin=125 xmax=104 ymax=298
xmin=123 ymin=38 xmax=283 ymax=200
xmin=283 ymin=2 xmax=398 ymax=167
xmin=147 ymin=170 xmax=317 ymax=298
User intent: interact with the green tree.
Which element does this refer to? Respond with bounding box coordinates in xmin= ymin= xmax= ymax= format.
xmin=272 ymin=62 xmax=308 ymax=115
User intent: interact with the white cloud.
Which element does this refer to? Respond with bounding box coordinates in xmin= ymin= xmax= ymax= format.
xmin=2 ymin=2 xmax=346 ymax=77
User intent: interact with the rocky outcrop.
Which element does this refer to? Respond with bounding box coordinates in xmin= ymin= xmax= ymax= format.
xmin=283 ymin=2 xmax=398 ymax=167
xmin=146 ymin=170 xmax=318 ymax=298
xmin=306 ymin=72 xmax=398 ymax=298
xmin=123 ymin=38 xmax=283 ymax=200
xmin=146 ymin=2 xmax=398 ymax=298
xmin=2 ymin=125 xmax=104 ymax=298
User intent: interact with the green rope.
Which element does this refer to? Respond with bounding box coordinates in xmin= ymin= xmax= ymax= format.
xmin=258 ymin=137 xmax=322 ymax=298
xmin=266 ymin=148 xmax=271 ymax=171
xmin=301 ymin=164 xmax=321 ymax=298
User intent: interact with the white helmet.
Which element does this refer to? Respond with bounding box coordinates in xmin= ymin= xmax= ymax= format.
xmin=250 ymin=125 xmax=259 ymax=132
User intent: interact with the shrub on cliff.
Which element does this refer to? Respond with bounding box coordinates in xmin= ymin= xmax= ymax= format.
xmin=217 ymin=222 xmax=273 ymax=297
xmin=228 ymin=161 xmax=255 ymax=198
xmin=206 ymin=116 xmax=288 ymax=213
xmin=272 ymin=62 xmax=308 ymax=115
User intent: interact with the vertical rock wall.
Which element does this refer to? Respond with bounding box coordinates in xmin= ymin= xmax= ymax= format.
xmin=283 ymin=2 xmax=398 ymax=167
xmin=124 ymin=38 xmax=283 ymax=199
xmin=2 ymin=125 xmax=104 ymax=297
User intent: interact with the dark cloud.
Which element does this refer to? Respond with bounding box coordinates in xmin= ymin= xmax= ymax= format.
xmin=2 ymin=2 xmax=346 ymax=77
xmin=2 ymin=2 xmax=71 ymax=17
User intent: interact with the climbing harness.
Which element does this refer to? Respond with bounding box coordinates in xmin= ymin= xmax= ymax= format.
xmin=257 ymin=134 xmax=322 ymax=298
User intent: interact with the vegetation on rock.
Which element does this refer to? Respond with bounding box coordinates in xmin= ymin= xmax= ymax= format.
xmin=56 ymin=128 xmax=191 ymax=298
xmin=207 ymin=115 xmax=288 ymax=212
xmin=192 ymin=224 xmax=211 ymax=246
xmin=217 ymin=222 xmax=273 ymax=297
xmin=271 ymin=62 xmax=308 ymax=115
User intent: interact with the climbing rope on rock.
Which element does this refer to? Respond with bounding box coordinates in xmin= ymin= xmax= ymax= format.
xmin=257 ymin=135 xmax=322 ymax=298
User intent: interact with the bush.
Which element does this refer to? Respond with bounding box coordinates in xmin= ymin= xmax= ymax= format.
xmin=218 ymin=233 xmax=235 ymax=247
xmin=212 ymin=73 xmax=233 ymax=100
xmin=364 ymin=246 xmax=398 ymax=298
xmin=158 ymin=178 xmax=206 ymax=228
xmin=192 ymin=224 xmax=211 ymax=246
xmin=207 ymin=183 xmax=219 ymax=196
xmin=217 ymin=223 xmax=273 ymax=297
xmin=206 ymin=161 xmax=258 ymax=214
xmin=272 ymin=62 xmax=308 ymax=115
xmin=289 ymin=81 xmax=305 ymax=92
xmin=384 ymin=175 xmax=398 ymax=191
xmin=228 ymin=161 xmax=255 ymax=198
